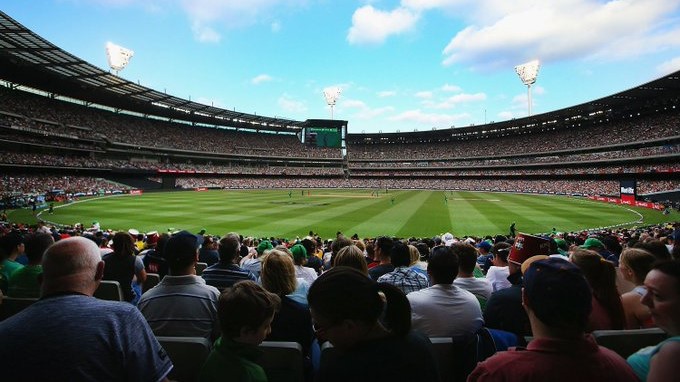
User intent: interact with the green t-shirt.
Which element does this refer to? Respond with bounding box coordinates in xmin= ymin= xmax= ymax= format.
xmin=199 ymin=337 xmax=267 ymax=382
xmin=8 ymin=265 xmax=42 ymax=298
xmin=0 ymin=259 xmax=24 ymax=283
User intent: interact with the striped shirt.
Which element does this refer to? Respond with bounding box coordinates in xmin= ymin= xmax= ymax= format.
xmin=202 ymin=263 xmax=257 ymax=291
xmin=138 ymin=274 xmax=221 ymax=339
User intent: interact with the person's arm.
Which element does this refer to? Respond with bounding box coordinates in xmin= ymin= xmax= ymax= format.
xmin=134 ymin=256 xmax=147 ymax=284
xmin=648 ymin=341 xmax=680 ymax=382
xmin=620 ymin=292 xmax=640 ymax=329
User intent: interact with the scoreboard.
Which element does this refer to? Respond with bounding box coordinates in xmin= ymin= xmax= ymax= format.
xmin=300 ymin=119 xmax=347 ymax=148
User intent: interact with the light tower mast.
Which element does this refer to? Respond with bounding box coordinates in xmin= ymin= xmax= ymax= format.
xmin=514 ymin=60 xmax=540 ymax=116
xmin=323 ymin=87 xmax=342 ymax=120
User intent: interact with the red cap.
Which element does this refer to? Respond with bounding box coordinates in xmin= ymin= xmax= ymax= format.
xmin=508 ymin=233 xmax=551 ymax=265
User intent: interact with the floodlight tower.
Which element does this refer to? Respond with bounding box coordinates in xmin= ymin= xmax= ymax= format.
xmin=106 ymin=42 xmax=134 ymax=76
xmin=323 ymin=87 xmax=342 ymax=120
xmin=514 ymin=59 xmax=540 ymax=116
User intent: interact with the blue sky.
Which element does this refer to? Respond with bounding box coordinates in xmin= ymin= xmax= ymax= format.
xmin=4 ymin=0 xmax=680 ymax=133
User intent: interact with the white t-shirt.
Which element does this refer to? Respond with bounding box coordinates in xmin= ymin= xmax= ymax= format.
xmin=486 ymin=266 xmax=512 ymax=292
xmin=453 ymin=277 xmax=493 ymax=300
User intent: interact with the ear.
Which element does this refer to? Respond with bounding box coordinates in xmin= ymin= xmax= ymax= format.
xmin=521 ymin=287 xmax=530 ymax=310
xmin=95 ymin=261 xmax=105 ymax=281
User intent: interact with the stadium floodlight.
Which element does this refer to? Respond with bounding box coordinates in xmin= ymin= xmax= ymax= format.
xmin=514 ymin=59 xmax=540 ymax=116
xmin=323 ymin=87 xmax=342 ymax=120
xmin=106 ymin=42 xmax=134 ymax=75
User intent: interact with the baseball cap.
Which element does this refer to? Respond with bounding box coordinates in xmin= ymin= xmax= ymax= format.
xmin=523 ymin=257 xmax=592 ymax=330
xmin=580 ymin=237 xmax=604 ymax=250
xmin=164 ymin=230 xmax=201 ymax=264
xmin=476 ymin=241 xmax=492 ymax=251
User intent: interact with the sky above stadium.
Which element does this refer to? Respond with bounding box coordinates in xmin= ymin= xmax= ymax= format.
xmin=4 ymin=1 xmax=680 ymax=133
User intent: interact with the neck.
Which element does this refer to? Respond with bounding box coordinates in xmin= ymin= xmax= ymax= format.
xmin=379 ymin=258 xmax=391 ymax=265
xmin=528 ymin=310 xmax=583 ymax=341
xmin=457 ymin=272 xmax=474 ymax=278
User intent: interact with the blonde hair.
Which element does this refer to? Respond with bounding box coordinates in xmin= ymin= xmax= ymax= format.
xmin=408 ymin=245 xmax=420 ymax=267
xmin=334 ymin=245 xmax=369 ymax=276
xmin=261 ymin=249 xmax=297 ymax=296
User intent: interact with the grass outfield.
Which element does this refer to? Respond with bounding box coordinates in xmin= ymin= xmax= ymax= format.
xmin=11 ymin=189 xmax=680 ymax=239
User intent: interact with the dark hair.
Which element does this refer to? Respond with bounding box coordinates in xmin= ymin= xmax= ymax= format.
xmin=218 ymin=233 xmax=240 ymax=263
xmin=451 ymin=243 xmax=477 ymax=274
xmin=570 ymin=249 xmax=625 ymax=329
xmin=492 ymin=242 xmax=511 ymax=263
xmin=23 ymin=233 xmax=54 ymax=264
xmin=374 ymin=236 xmax=394 ymax=259
xmin=112 ymin=232 xmax=135 ymax=258
xmin=301 ymin=238 xmax=316 ymax=256
xmin=416 ymin=243 xmax=430 ymax=261
xmin=391 ymin=241 xmax=410 ymax=267
xmin=308 ymin=267 xmax=411 ymax=337
xmin=427 ymin=245 xmax=458 ymax=284
xmin=651 ymin=260 xmax=680 ymax=294
xmin=602 ymin=235 xmax=622 ymax=256
xmin=218 ymin=280 xmax=281 ymax=339
xmin=634 ymin=240 xmax=671 ymax=261
xmin=331 ymin=236 xmax=352 ymax=255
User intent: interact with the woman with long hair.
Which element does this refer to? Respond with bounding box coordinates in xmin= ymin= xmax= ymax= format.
xmin=260 ymin=249 xmax=313 ymax=357
xmin=308 ymin=266 xmax=438 ymax=382
xmin=619 ymin=248 xmax=657 ymax=329
xmin=570 ymin=248 xmax=625 ymax=330
xmin=103 ymin=232 xmax=147 ymax=304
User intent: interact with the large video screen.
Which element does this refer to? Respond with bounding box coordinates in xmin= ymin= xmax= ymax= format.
xmin=305 ymin=127 xmax=341 ymax=148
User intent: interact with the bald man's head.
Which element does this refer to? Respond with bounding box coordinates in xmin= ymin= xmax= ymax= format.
xmin=41 ymin=237 xmax=104 ymax=296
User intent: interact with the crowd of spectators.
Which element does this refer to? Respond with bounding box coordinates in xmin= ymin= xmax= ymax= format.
xmin=0 ymin=175 xmax=130 ymax=198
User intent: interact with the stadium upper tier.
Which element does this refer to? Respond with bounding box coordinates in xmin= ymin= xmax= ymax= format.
xmin=1 ymin=8 xmax=680 ymax=159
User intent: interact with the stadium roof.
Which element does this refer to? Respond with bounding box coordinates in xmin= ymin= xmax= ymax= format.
xmin=0 ymin=11 xmax=304 ymax=132
xmin=0 ymin=10 xmax=678 ymax=139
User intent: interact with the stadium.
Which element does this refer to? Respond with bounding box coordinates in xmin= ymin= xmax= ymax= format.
xmin=0 ymin=10 xmax=678 ymax=237
xmin=1 ymin=6 xmax=680 ymax=382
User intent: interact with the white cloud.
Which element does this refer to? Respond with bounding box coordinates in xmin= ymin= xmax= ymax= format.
xmin=415 ymin=91 xmax=433 ymax=99
xmin=342 ymin=99 xmax=395 ymax=119
xmin=657 ymin=57 xmax=680 ymax=75
xmin=441 ymin=84 xmax=462 ymax=92
xmin=347 ymin=5 xmax=420 ymax=45
xmin=424 ymin=92 xmax=487 ymax=109
xmin=498 ymin=111 xmax=515 ymax=120
xmin=440 ymin=0 xmax=680 ymax=68
xmin=179 ymin=0 xmax=307 ymax=42
xmin=389 ymin=109 xmax=470 ymax=128
xmin=251 ymin=74 xmax=273 ymax=85
xmin=278 ymin=94 xmax=307 ymax=113
xmin=378 ymin=90 xmax=397 ymax=97
xmin=191 ymin=22 xmax=221 ymax=43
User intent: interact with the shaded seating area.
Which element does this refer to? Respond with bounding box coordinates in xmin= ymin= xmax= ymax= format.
xmin=593 ymin=328 xmax=668 ymax=358
xmin=0 ymin=296 xmax=38 ymax=321
xmin=157 ymin=336 xmax=212 ymax=382
xmin=93 ymin=280 xmax=123 ymax=301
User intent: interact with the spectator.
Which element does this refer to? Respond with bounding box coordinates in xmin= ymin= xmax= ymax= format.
xmin=469 ymin=257 xmax=638 ymax=382
xmin=452 ymin=243 xmax=493 ymax=306
xmin=7 ymin=232 xmax=53 ymax=298
xmin=476 ymin=240 xmax=494 ymax=274
xmin=202 ymin=233 xmax=256 ymax=291
xmin=485 ymin=242 xmax=512 ymax=292
xmin=627 ymin=260 xmax=680 ymax=382
xmin=0 ymin=232 xmax=24 ymax=284
xmin=407 ymin=245 xmax=483 ymax=338
xmin=240 ymin=239 xmax=273 ymax=279
xmin=334 ymin=245 xmax=369 ymax=276
xmin=0 ymin=237 xmax=173 ymax=381
xmin=138 ymin=230 xmax=221 ymax=340
xmin=142 ymin=233 xmax=170 ymax=279
xmin=377 ymin=241 xmax=428 ymax=295
xmin=308 ymin=267 xmax=439 ymax=382
xmin=103 ymin=231 xmax=147 ymax=304
xmin=619 ymin=248 xmax=657 ymax=329
xmin=199 ymin=281 xmax=281 ymax=382
xmin=260 ymin=250 xmax=314 ymax=359
xmin=198 ymin=236 xmax=220 ymax=266
xmin=484 ymin=233 xmax=551 ymax=338
xmin=570 ymin=248 xmax=625 ymax=331
xmin=580 ymin=237 xmax=618 ymax=265
xmin=408 ymin=244 xmax=428 ymax=279
xmin=290 ymin=243 xmax=317 ymax=285
xmin=368 ymin=236 xmax=395 ymax=281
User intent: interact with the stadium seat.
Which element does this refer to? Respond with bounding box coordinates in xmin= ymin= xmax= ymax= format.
xmin=143 ymin=273 xmax=161 ymax=293
xmin=257 ymin=341 xmax=305 ymax=382
xmin=156 ymin=336 xmax=212 ymax=382
xmin=94 ymin=280 xmax=123 ymax=301
xmin=430 ymin=337 xmax=455 ymax=382
xmin=195 ymin=262 xmax=208 ymax=276
xmin=593 ymin=328 xmax=668 ymax=358
xmin=0 ymin=296 xmax=38 ymax=321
